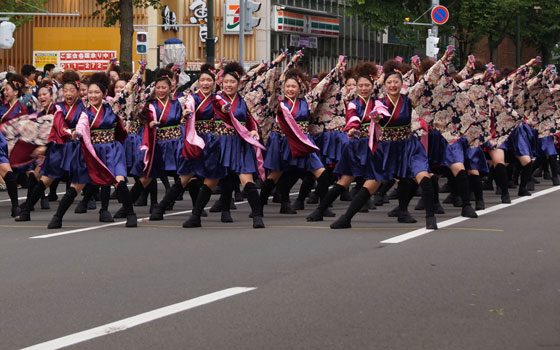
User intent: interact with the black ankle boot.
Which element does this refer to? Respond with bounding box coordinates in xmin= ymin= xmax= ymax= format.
xmin=330 ymin=187 xmax=372 ymax=229
xmin=47 ymin=187 xmax=78 ymax=229
xmin=307 ymin=184 xmax=345 ymax=222
xmin=150 ymin=182 xmax=185 ymax=221
xmin=183 ymin=184 xmax=213 ymax=228
xmin=221 ymin=211 xmax=233 ymax=223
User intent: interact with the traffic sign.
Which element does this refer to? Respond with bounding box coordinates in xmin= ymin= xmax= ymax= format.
xmin=431 ymin=5 xmax=449 ymax=25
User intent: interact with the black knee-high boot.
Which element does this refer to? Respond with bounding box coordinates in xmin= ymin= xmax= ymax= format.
xmin=314 ymin=170 xmax=332 ymax=202
xmin=549 ymin=156 xmax=560 ymax=186
xmin=159 ymin=175 xmax=171 ymax=192
xmin=306 ymin=183 xmax=345 ymax=222
xmin=47 ymin=187 xmax=78 ymax=229
xmin=114 ymin=181 xmax=144 ymax=219
xmin=219 ymin=179 xmax=234 ymax=222
xmin=75 ymin=184 xmax=96 ymax=213
xmin=183 ymin=184 xmax=213 ymax=228
xmin=4 ymin=171 xmax=20 ymax=217
xmin=243 ymin=182 xmax=264 ymax=228
xmin=494 ymin=163 xmax=511 ymax=203
xmin=148 ymin=180 xmax=158 ymax=213
xmin=469 ymin=174 xmax=485 ymax=210
xmin=277 ymin=175 xmax=296 ymax=214
xmin=456 ymin=170 xmax=477 ymax=218
xmin=115 ymin=181 xmax=137 ymax=227
xmin=294 ymin=172 xmax=315 ymax=209
xmin=295 ymin=172 xmax=316 ymax=208
xmin=518 ymin=162 xmax=533 ymax=196
xmin=259 ymin=178 xmax=276 ymax=208
xmin=48 ymin=178 xmax=60 ymax=201
xmin=23 ymin=173 xmax=37 ymax=210
xmin=374 ymin=179 xmax=395 ymax=206
xmin=419 ymin=177 xmax=438 ymax=229
xmin=397 ymin=179 xmax=417 ymax=223
xmin=330 ymin=187 xmax=372 ymax=229
xmin=431 ymin=175 xmax=444 ymax=214
xmin=150 ymin=181 xmax=186 ymax=220
xmin=188 ymin=179 xmax=199 ymax=208
xmin=99 ymin=186 xmax=114 ymax=222
xmin=15 ymin=180 xmax=46 ymax=221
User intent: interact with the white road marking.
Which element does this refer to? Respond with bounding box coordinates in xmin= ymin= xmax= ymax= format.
xmin=381 ymin=185 xmax=560 ymax=244
xmin=21 ymin=287 xmax=256 ymax=350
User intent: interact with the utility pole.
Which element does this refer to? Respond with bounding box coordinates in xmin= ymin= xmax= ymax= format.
xmin=206 ymin=0 xmax=215 ymax=64
xmin=239 ymin=0 xmax=245 ymax=65
xmin=431 ymin=0 xmax=439 ymax=39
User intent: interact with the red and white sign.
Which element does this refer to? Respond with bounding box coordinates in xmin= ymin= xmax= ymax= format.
xmin=59 ymin=51 xmax=117 ymax=72
xmin=431 ymin=5 xmax=449 ymax=25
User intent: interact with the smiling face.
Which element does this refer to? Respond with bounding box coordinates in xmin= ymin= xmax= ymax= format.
xmin=198 ymin=73 xmax=215 ymax=95
xmin=356 ymin=77 xmax=373 ymax=99
xmin=87 ymin=84 xmax=104 ymax=107
xmin=284 ymin=78 xmax=300 ymax=100
xmin=222 ymin=74 xmax=239 ymax=97
xmin=345 ymin=77 xmax=357 ymax=91
xmin=114 ymin=80 xmax=127 ymax=95
xmin=3 ymin=84 xmax=19 ymax=103
xmin=155 ymin=80 xmax=171 ymax=100
xmin=62 ymin=83 xmax=79 ymax=106
xmin=384 ymin=73 xmax=403 ymax=98
xmin=37 ymin=87 xmax=53 ymax=109
xmin=79 ymin=83 xmax=88 ymax=98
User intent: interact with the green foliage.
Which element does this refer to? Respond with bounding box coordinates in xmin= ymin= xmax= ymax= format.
xmin=346 ymin=0 xmax=430 ymax=46
xmin=347 ymin=0 xmax=560 ymax=65
xmin=2 ymin=0 xmax=48 ymax=27
xmin=92 ymin=0 xmax=163 ymax=26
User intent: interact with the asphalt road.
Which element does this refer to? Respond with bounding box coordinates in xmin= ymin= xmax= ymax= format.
xmin=1 ymin=178 xmax=559 ymax=350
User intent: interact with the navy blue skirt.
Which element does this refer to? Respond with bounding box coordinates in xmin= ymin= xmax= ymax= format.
xmin=218 ymin=134 xmax=258 ymax=175
xmin=316 ymin=130 xmax=348 ymax=165
xmin=503 ymin=123 xmax=534 ymax=157
xmin=41 ymin=141 xmax=80 ymax=179
xmin=71 ymin=142 xmax=127 ymax=184
xmin=333 ymin=136 xmax=369 ymax=177
xmin=428 ymin=129 xmax=448 ymax=168
xmin=366 ymin=136 xmax=429 ymax=181
xmin=130 ymin=136 xmax=182 ymax=179
xmin=124 ymin=133 xmax=142 ymax=170
xmin=264 ymin=132 xmax=324 ymax=172
xmin=534 ymin=135 xmax=557 ymax=157
xmin=0 ymin=133 xmax=9 ymax=164
xmin=177 ymin=132 xmax=227 ymax=179
xmin=443 ymin=137 xmax=489 ymax=173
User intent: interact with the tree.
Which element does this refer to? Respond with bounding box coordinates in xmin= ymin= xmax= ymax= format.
xmin=3 ymin=0 xmax=48 ymax=27
xmin=346 ymin=0 xmax=430 ymax=48
xmin=513 ymin=0 xmax=560 ymax=64
xmin=438 ymin=0 xmax=488 ymax=66
xmin=93 ymin=0 xmax=162 ymax=71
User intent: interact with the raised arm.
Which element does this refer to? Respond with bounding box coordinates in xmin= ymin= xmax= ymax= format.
xmin=305 ymin=55 xmax=346 ymax=115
